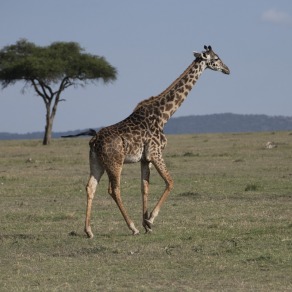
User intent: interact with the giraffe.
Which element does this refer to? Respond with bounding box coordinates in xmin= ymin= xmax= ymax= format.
xmin=84 ymin=45 xmax=229 ymax=238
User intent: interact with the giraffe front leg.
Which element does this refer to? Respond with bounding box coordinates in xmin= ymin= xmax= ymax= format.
xmin=107 ymin=168 xmax=140 ymax=235
xmin=108 ymin=181 xmax=140 ymax=235
xmin=141 ymin=161 xmax=152 ymax=233
xmin=145 ymin=155 xmax=174 ymax=228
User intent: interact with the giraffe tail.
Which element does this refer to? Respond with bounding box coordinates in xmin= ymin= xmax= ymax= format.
xmin=61 ymin=129 xmax=97 ymax=138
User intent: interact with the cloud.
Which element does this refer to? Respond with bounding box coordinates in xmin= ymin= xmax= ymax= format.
xmin=261 ymin=9 xmax=292 ymax=25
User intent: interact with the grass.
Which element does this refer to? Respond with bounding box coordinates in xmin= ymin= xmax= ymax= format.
xmin=0 ymin=131 xmax=291 ymax=291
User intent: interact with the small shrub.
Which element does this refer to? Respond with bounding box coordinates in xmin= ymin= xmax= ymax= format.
xmin=179 ymin=191 xmax=200 ymax=198
xmin=233 ymin=158 xmax=244 ymax=163
xmin=183 ymin=152 xmax=199 ymax=157
xmin=245 ymin=183 xmax=259 ymax=192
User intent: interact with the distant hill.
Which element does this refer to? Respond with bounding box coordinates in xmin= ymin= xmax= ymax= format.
xmin=1 ymin=113 xmax=292 ymax=140
xmin=164 ymin=113 xmax=292 ymax=134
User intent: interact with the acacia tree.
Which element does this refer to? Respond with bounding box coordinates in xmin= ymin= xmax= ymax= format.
xmin=0 ymin=39 xmax=117 ymax=145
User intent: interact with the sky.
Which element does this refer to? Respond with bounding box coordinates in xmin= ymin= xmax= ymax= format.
xmin=0 ymin=0 xmax=292 ymax=134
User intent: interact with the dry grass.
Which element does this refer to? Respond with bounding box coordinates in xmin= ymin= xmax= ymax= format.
xmin=0 ymin=132 xmax=291 ymax=291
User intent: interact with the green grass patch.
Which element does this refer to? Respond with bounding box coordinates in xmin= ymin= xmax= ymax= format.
xmin=0 ymin=132 xmax=292 ymax=291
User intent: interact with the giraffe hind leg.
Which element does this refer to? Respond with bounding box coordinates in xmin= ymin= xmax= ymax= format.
xmin=84 ymin=154 xmax=104 ymax=238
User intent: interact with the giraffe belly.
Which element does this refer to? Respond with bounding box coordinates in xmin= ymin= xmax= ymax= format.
xmin=124 ymin=153 xmax=143 ymax=164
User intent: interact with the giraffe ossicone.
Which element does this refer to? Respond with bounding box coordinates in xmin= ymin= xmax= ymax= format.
xmin=76 ymin=46 xmax=230 ymax=238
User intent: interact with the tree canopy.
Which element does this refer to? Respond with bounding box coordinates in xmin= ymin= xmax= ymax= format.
xmin=0 ymin=39 xmax=117 ymax=144
xmin=0 ymin=39 xmax=117 ymax=87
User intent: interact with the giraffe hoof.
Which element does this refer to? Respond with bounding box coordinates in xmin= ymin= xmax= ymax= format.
xmin=86 ymin=232 xmax=94 ymax=239
xmin=144 ymin=219 xmax=153 ymax=229
xmin=84 ymin=228 xmax=94 ymax=239
xmin=143 ymin=220 xmax=153 ymax=233
xmin=145 ymin=227 xmax=152 ymax=234
xmin=130 ymin=222 xmax=139 ymax=235
xmin=132 ymin=229 xmax=140 ymax=236
xmin=144 ymin=221 xmax=153 ymax=233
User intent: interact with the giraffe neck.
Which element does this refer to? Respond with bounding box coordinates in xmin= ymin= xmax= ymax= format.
xmin=135 ymin=58 xmax=207 ymax=129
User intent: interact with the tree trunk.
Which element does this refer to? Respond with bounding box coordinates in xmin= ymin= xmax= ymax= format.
xmin=43 ymin=106 xmax=54 ymax=145
xmin=43 ymin=117 xmax=53 ymax=145
xmin=42 ymin=102 xmax=56 ymax=145
xmin=37 ymin=78 xmax=69 ymax=145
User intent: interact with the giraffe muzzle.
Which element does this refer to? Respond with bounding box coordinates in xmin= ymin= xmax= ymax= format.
xmin=222 ymin=65 xmax=230 ymax=75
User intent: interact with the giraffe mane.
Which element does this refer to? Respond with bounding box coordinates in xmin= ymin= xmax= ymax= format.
xmin=133 ymin=60 xmax=196 ymax=113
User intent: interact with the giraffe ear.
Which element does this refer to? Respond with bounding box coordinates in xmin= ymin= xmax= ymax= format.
xmin=193 ymin=51 xmax=201 ymax=58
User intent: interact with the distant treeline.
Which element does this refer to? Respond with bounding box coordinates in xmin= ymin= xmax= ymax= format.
xmin=0 ymin=130 xmax=92 ymax=140
xmin=1 ymin=113 xmax=292 ymax=140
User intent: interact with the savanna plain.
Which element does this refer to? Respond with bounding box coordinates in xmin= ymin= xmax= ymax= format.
xmin=0 ymin=132 xmax=291 ymax=291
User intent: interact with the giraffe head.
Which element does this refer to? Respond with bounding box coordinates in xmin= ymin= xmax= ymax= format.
xmin=193 ymin=45 xmax=230 ymax=75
